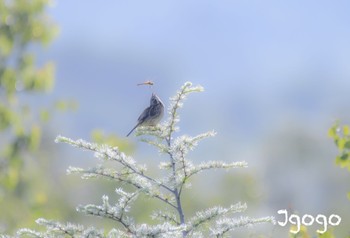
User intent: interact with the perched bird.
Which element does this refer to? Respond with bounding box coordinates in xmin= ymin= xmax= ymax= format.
xmin=126 ymin=93 xmax=164 ymax=137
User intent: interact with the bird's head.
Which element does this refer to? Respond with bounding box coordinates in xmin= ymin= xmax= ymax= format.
xmin=150 ymin=93 xmax=162 ymax=106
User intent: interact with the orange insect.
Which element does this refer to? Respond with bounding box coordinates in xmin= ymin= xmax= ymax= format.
xmin=137 ymin=80 xmax=154 ymax=86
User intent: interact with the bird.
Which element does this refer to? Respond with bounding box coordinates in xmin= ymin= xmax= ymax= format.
xmin=126 ymin=93 xmax=164 ymax=137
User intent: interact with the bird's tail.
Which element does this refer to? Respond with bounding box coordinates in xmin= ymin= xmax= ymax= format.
xmin=126 ymin=123 xmax=140 ymax=137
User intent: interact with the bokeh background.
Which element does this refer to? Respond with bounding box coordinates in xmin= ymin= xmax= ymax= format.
xmin=1 ymin=0 xmax=350 ymax=237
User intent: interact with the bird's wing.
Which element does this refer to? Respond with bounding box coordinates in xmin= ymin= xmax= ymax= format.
xmin=137 ymin=106 xmax=151 ymax=123
xmin=149 ymin=104 xmax=160 ymax=117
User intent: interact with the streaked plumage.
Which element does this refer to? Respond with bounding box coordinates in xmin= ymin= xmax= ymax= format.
xmin=126 ymin=93 xmax=164 ymax=137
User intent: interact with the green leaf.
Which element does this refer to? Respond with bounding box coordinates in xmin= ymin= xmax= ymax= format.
xmin=344 ymin=140 xmax=350 ymax=149
xmin=34 ymin=62 xmax=55 ymax=91
xmin=91 ymin=129 xmax=134 ymax=154
xmin=328 ymin=125 xmax=338 ymax=139
xmin=4 ymin=167 xmax=20 ymax=189
xmin=29 ymin=125 xmax=41 ymax=151
xmin=335 ymin=154 xmax=350 ymax=168
xmin=54 ymin=100 xmax=68 ymax=111
xmin=0 ymin=105 xmax=13 ymax=131
xmin=54 ymin=99 xmax=78 ymax=111
xmin=2 ymin=69 xmax=16 ymax=96
xmin=289 ymin=225 xmax=310 ymax=238
xmin=343 ymin=125 xmax=350 ymax=136
xmin=40 ymin=109 xmax=51 ymax=122
xmin=0 ymin=33 xmax=14 ymax=56
xmin=340 ymin=153 xmax=349 ymax=161
xmin=336 ymin=138 xmax=346 ymax=150
xmin=318 ymin=229 xmax=335 ymax=238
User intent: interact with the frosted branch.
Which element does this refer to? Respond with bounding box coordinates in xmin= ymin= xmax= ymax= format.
xmin=165 ymin=82 xmax=204 ymax=143
xmin=152 ymin=210 xmax=180 ymax=225
xmin=140 ymin=137 xmax=169 ymax=153
xmin=186 ymin=203 xmax=247 ymax=233
xmin=67 ymin=166 xmax=176 ymax=209
xmin=187 ymin=161 xmax=248 ymax=178
xmin=134 ymin=223 xmax=184 ymax=238
xmin=17 ymin=219 xmax=104 ymax=238
xmin=59 ymin=136 xmax=176 ymax=206
xmin=10 ymin=82 xmax=275 ymax=238
xmin=77 ymin=195 xmax=136 ymax=235
xmin=16 ymin=229 xmax=46 ymax=238
xmin=211 ymin=216 xmax=276 ymax=237
xmin=171 ymin=131 xmax=216 ymax=159
xmin=56 ymin=135 xmax=144 ymax=174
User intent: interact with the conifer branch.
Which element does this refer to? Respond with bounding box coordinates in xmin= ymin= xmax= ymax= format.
xmin=17 ymin=219 xmax=104 ymax=238
xmin=8 ymin=82 xmax=275 ymax=238
xmin=59 ymin=136 xmax=175 ymax=195
xmin=187 ymin=161 xmax=248 ymax=178
xmin=211 ymin=216 xmax=276 ymax=237
xmin=67 ymin=166 xmax=177 ymax=209
xmin=77 ymin=195 xmax=135 ymax=235
xmin=165 ymin=82 xmax=204 ymax=145
xmin=185 ymin=203 xmax=247 ymax=234
xmin=152 ymin=211 xmax=181 ymax=225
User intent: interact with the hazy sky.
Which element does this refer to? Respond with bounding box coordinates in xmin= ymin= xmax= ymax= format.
xmin=45 ymin=0 xmax=350 ymax=139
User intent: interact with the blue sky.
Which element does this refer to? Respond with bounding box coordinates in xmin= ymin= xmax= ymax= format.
xmin=45 ymin=0 xmax=350 ymax=136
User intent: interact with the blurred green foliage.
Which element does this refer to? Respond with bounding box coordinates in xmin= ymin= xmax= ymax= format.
xmin=286 ymin=123 xmax=350 ymax=238
xmin=289 ymin=226 xmax=336 ymax=238
xmin=91 ymin=129 xmax=134 ymax=154
xmin=329 ymin=122 xmax=350 ymax=201
xmin=329 ymin=123 xmax=350 ymax=171
xmin=0 ymin=0 xmax=61 ymax=232
xmin=289 ymin=225 xmax=310 ymax=238
xmin=329 ymin=123 xmax=350 ymax=238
